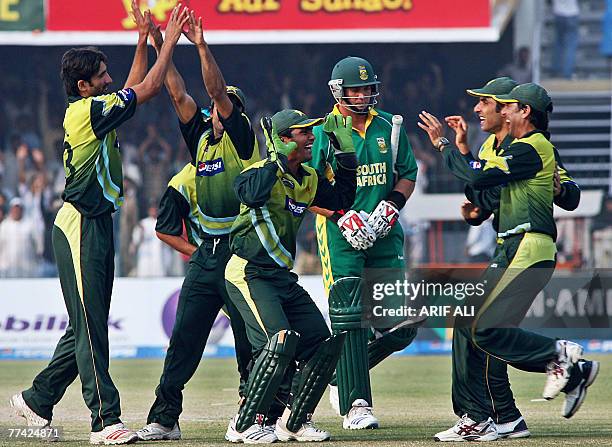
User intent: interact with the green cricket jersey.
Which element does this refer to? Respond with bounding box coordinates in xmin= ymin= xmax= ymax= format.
xmin=156 ymin=163 xmax=204 ymax=247
xmin=62 ymin=88 xmax=137 ymax=216
xmin=443 ymin=130 xmax=558 ymax=239
xmin=230 ymin=157 xmax=356 ymax=269
xmin=309 ymin=106 xmax=417 ymax=214
xmin=180 ymin=105 xmax=259 ymax=235
xmin=459 ymin=133 xmax=580 ymax=229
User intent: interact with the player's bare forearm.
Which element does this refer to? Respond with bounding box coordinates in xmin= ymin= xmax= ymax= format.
xmin=309 ymin=206 xmax=334 ymax=218
xmin=196 ymin=43 xmax=233 ymax=118
xmin=393 ymin=179 xmax=415 ymax=202
xmin=124 ymin=38 xmax=148 ymax=89
xmin=156 ymin=232 xmax=197 ymax=257
xmin=165 ymin=64 xmax=197 ymax=124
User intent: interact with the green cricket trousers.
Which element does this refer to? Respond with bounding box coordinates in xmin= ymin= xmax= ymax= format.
xmin=22 ymin=202 xmax=120 ymax=432
xmin=146 ymin=237 xmax=252 ymax=428
xmin=452 ymin=232 xmax=558 ymax=423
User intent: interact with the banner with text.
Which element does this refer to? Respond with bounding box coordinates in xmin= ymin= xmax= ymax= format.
xmin=47 ymin=0 xmax=490 ymax=32
xmin=0 ymin=0 xmax=44 ymax=31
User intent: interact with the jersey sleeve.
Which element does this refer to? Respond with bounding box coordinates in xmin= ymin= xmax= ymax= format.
xmin=90 ymin=88 xmax=137 ymax=139
xmin=233 ymin=162 xmax=279 ymax=208
xmin=442 ymin=142 xmax=543 ymax=189
xmin=155 ymin=186 xmax=190 ymax=236
xmin=179 ymin=108 xmax=212 ymax=163
xmin=219 ymin=106 xmax=256 ymax=160
xmin=553 ymin=147 xmax=580 ymax=211
xmin=394 ymin=126 xmax=418 ymax=181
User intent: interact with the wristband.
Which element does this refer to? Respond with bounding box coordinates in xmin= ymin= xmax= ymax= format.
xmin=385 ymin=190 xmax=407 ymax=210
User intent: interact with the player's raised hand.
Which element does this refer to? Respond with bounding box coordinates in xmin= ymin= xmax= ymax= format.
xmin=164 ymin=4 xmax=189 ymax=46
xmin=323 ymin=113 xmax=354 ymax=153
xmin=183 ymin=10 xmax=205 ymax=46
xmin=147 ymin=15 xmax=163 ymax=52
xmin=417 ymin=110 xmax=445 ymax=149
xmin=460 ymin=200 xmax=481 ymax=220
xmin=261 ymin=117 xmax=296 ymax=174
xmin=445 ymin=115 xmax=470 ymax=154
xmin=553 ymin=163 xmax=562 ymax=196
xmin=130 ymin=0 xmax=150 ymax=39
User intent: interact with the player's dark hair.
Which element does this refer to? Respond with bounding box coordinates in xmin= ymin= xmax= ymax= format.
xmin=60 ymin=47 xmax=108 ymax=97
xmin=278 ymin=129 xmax=293 ymax=138
xmin=519 ymin=102 xmax=549 ymax=131
xmin=495 ymin=102 xmax=504 ymax=113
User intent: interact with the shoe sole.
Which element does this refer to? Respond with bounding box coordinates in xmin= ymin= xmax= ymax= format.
xmin=342 ymin=422 xmax=379 ymax=430
xmin=434 ymin=433 xmax=499 ymax=442
xmin=89 ymin=435 xmax=138 ymax=446
xmin=564 ymin=361 xmax=600 ymax=419
xmin=500 ymin=429 xmax=531 ymax=439
xmin=137 ymin=433 xmax=181 ymax=441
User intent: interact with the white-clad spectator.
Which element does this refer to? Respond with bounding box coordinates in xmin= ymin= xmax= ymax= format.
xmin=0 ymin=198 xmax=43 ymax=277
xmin=130 ymin=204 xmax=176 ymax=277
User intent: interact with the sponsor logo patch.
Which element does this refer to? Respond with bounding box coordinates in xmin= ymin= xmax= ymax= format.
xmin=285 ymin=196 xmax=308 ymax=217
xmin=469 ymin=160 xmax=482 ymax=170
xmin=197 ymin=157 xmax=225 ymax=177
xmin=117 ymin=88 xmax=133 ymax=102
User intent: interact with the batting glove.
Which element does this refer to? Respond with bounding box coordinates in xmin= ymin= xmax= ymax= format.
xmin=323 ymin=114 xmax=355 ymax=154
xmin=337 ymin=210 xmax=377 ymax=250
xmin=367 ymin=200 xmax=399 ymax=238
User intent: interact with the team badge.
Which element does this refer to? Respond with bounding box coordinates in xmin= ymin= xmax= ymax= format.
xmin=358 ymin=65 xmax=368 ymax=81
xmin=377 ymin=137 xmax=387 ymax=153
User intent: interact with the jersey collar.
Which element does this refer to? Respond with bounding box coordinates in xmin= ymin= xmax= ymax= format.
xmin=331 ymin=104 xmax=378 ymax=138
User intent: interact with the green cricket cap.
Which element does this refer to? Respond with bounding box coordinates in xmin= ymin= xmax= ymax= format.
xmin=272 ymin=109 xmax=323 ymax=135
xmin=466 ymin=77 xmax=519 ymax=98
xmin=494 ymin=83 xmax=553 ymax=113
xmin=226 ymin=85 xmax=246 ymax=110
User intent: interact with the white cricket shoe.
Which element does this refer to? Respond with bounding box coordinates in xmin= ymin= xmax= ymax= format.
xmin=433 ymin=415 xmax=498 ymax=442
xmin=543 ymin=340 xmax=583 ymax=400
xmin=225 ymin=413 xmax=278 ymax=444
xmin=497 ymin=416 xmax=530 ymax=439
xmin=9 ymin=393 xmax=58 ymax=441
xmin=342 ymin=399 xmax=379 ymax=430
xmin=275 ymin=411 xmax=330 ymax=442
xmin=563 ymin=359 xmax=600 ymax=418
xmin=328 ymin=385 xmax=341 ymax=416
xmin=136 ymin=422 xmax=181 ymax=440
xmin=89 ymin=423 xmax=138 ymax=445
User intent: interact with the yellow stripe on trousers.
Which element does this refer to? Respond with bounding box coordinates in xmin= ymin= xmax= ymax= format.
xmin=315 ymin=214 xmax=334 ymax=296
xmin=54 ymin=202 xmax=106 ymax=427
xmin=225 ymin=254 xmax=269 ymax=340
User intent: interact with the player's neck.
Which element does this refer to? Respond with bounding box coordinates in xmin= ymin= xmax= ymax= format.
xmin=494 ymin=129 xmax=508 ymax=144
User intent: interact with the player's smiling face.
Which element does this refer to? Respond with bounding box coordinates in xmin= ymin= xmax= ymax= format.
xmin=284 ymin=127 xmax=315 ymax=163
xmin=473 ymin=97 xmax=503 ymax=133
xmin=82 ymin=62 xmax=112 ymax=97
xmin=501 ymin=102 xmax=527 ymax=137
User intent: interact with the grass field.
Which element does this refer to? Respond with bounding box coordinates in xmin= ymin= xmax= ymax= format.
xmin=0 ymin=356 xmax=611 ymax=446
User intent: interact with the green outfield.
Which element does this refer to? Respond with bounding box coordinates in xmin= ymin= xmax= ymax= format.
xmin=0 ymin=355 xmax=610 ymax=446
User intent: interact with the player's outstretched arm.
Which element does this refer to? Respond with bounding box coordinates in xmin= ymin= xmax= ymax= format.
xmin=184 ymin=11 xmax=233 ymax=119
xmin=148 ymin=15 xmax=197 ymax=123
xmin=124 ymin=0 xmax=150 ymax=89
xmin=131 ymin=4 xmax=189 ymax=105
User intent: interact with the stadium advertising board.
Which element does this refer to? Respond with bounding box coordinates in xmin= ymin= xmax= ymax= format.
xmin=47 ymin=0 xmax=489 ymax=31
xmin=38 ymin=0 xmax=495 ymax=44
xmin=0 ymin=0 xmax=44 ymax=31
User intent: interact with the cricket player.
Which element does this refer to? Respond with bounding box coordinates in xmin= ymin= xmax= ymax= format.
xmin=308 ymin=56 xmax=419 ymax=429
xmin=9 ymin=3 xmax=188 ymax=444
xmin=136 ymin=12 xmax=262 ymax=441
xmin=418 ymin=83 xmax=599 ymax=442
xmin=224 ymin=109 xmax=357 ymax=442
xmin=433 ymin=77 xmax=582 ymax=440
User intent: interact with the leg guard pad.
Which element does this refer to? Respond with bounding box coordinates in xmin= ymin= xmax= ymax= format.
xmin=367 ymin=326 xmax=417 ymax=369
xmin=328 ymin=277 xmax=371 ymax=416
xmin=236 ymin=330 xmax=299 ymax=432
xmin=286 ymin=333 xmax=346 ymax=432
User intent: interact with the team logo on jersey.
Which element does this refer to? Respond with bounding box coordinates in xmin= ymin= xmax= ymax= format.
xmin=197 ymin=157 xmax=225 ymax=177
xmin=285 ymin=196 xmax=308 ymax=217
xmin=281 ymin=178 xmax=295 ymax=189
xmin=469 ymin=160 xmax=482 ymax=170
xmin=358 ymin=65 xmax=368 ymax=81
xmin=377 ymin=137 xmax=387 ymax=153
